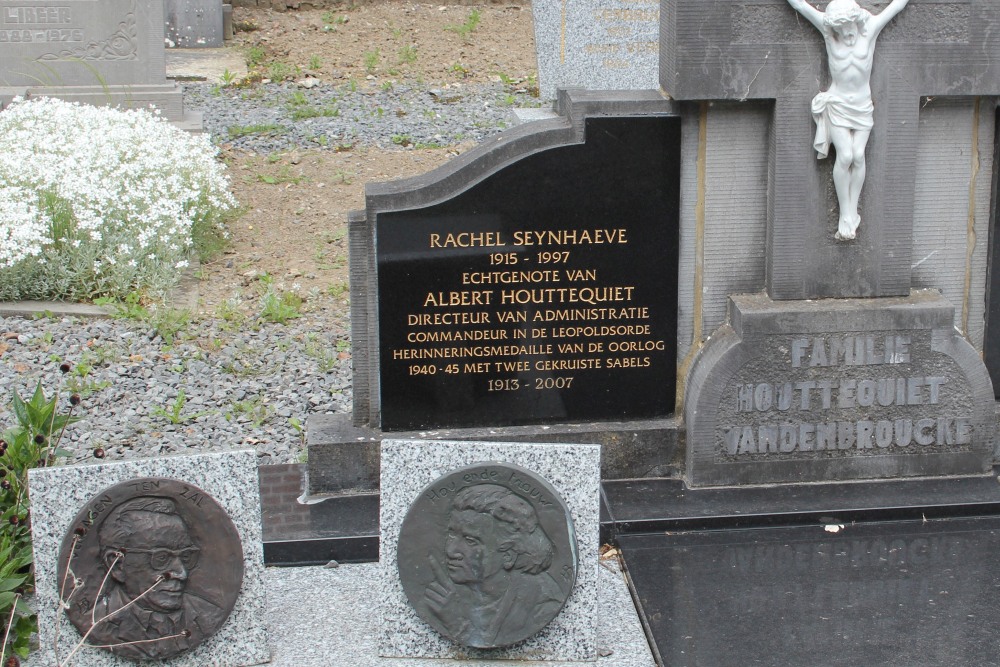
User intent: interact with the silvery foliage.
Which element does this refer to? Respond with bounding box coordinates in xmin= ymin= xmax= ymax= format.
xmin=0 ymin=97 xmax=236 ymax=301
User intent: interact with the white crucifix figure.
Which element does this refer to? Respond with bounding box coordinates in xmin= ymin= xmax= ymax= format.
xmin=787 ymin=0 xmax=910 ymax=240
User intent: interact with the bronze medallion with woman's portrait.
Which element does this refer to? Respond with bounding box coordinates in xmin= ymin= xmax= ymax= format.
xmin=57 ymin=478 xmax=244 ymax=661
xmin=397 ymin=462 xmax=578 ymax=648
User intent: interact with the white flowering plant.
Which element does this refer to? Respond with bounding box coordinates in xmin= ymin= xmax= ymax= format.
xmin=0 ymin=97 xmax=236 ymax=301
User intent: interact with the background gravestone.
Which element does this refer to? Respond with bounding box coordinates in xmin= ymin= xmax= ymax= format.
xmin=378 ymin=439 xmax=600 ymax=662
xmin=532 ymin=0 xmax=660 ymax=100
xmin=0 ymin=0 xmax=198 ymax=127
xmin=28 ymin=450 xmax=268 ymax=667
xmin=164 ymin=0 xmax=222 ymax=47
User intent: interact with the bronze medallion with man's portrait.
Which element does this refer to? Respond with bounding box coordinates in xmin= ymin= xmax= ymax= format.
xmin=57 ymin=478 xmax=244 ymax=661
xmin=397 ymin=462 xmax=578 ymax=649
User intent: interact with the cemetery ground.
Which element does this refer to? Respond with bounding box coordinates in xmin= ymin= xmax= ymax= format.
xmin=0 ymin=2 xmax=539 ymax=466
xmin=203 ymin=2 xmax=537 ymax=312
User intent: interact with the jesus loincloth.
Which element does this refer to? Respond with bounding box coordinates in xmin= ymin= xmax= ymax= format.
xmin=810 ymin=92 xmax=874 ymax=158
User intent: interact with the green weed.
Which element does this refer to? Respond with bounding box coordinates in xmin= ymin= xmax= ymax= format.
xmin=267 ymin=60 xmax=298 ymax=81
xmin=304 ymin=337 xmax=339 ymax=372
xmin=151 ymin=389 xmax=214 ymax=425
xmin=228 ymin=395 xmax=271 ymax=427
xmin=246 ymin=45 xmax=266 ymax=67
xmin=445 ymin=9 xmax=481 ymax=41
xmin=1 ymin=379 xmax=80 ymax=659
xmin=289 ymin=104 xmax=340 ymax=121
xmin=227 ymin=123 xmax=283 ymax=139
xmin=259 ymin=289 xmax=303 ymax=324
xmin=327 ymin=282 xmax=349 ymax=298
xmin=398 ymin=45 xmax=418 ymax=65
xmin=363 ymin=49 xmax=381 ymax=73
xmin=257 ymin=166 xmax=305 ymax=185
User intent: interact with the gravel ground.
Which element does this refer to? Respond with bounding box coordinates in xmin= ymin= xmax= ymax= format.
xmin=184 ymin=80 xmax=545 ymax=153
xmin=0 ymin=311 xmax=352 ymax=465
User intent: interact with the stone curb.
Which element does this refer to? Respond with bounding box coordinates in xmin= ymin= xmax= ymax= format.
xmin=0 ymin=272 xmax=201 ymax=321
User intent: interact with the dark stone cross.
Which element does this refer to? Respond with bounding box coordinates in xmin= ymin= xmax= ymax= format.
xmin=662 ymin=0 xmax=1000 ymax=300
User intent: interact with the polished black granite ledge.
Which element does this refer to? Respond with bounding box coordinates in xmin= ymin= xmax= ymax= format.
xmin=620 ymin=516 xmax=1000 ymax=666
xmin=261 ymin=464 xmax=1000 ymax=565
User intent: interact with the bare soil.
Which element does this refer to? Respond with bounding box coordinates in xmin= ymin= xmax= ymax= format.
xmin=196 ymin=3 xmax=537 ymax=318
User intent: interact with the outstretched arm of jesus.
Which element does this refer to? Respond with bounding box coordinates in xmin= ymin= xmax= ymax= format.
xmin=786 ymin=0 xmax=824 ymax=31
xmin=869 ymin=0 xmax=910 ymax=34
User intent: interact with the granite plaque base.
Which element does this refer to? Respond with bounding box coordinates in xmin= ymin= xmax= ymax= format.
xmin=27 ymin=450 xmax=269 ymax=667
xmin=305 ymin=412 xmax=681 ymax=498
xmin=685 ymin=290 xmax=996 ymax=487
xmin=378 ymin=439 xmax=601 ymax=662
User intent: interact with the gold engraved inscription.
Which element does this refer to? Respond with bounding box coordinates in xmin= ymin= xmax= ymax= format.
xmin=395 ymin=224 xmax=663 ymax=388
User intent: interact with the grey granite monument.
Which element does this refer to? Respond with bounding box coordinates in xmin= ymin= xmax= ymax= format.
xmin=665 ymin=0 xmax=1000 ymax=486
xmin=533 ymin=0 xmax=660 ymax=100
xmin=663 ymin=0 xmax=1000 ymax=300
xmin=164 ymin=0 xmax=223 ymax=48
xmin=307 ymin=0 xmax=1000 ymax=500
xmin=0 ymin=0 xmax=199 ymax=129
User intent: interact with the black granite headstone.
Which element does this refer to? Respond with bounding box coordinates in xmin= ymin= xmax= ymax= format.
xmin=373 ymin=114 xmax=680 ymax=430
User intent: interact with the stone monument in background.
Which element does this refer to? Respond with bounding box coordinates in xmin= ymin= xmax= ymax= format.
xmin=164 ymin=0 xmax=223 ymax=48
xmin=305 ymin=0 xmax=1000 ymax=495
xmin=533 ymin=0 xmax=660 ymax=99
xmin=0 ymin=0 xmax=200 ymax=129
xmin=301 ymin=0 xmax=1000 ymax=661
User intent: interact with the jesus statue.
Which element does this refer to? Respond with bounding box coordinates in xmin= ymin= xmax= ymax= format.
xmin=787 ymin=0 xmax=910 ymax=240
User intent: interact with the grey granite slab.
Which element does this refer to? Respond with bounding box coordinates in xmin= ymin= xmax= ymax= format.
xmin=27 ymin=450 xmax=269 ymax=667
xmin=23 ymin=559 xmax=652 ymax=667
xmin=533 ymin=0 xmax=660 ymax=99
xmin=379 ymin=439 xmax=602 ymax=661
xmin=264 ymin=560 xmax=653 ymax=667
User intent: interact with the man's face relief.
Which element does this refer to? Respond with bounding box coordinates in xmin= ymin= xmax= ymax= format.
xmin=116 ymin=513 xmax=198 ymax=612
xmin=445 ymin=510 xmax=506 ymax=585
